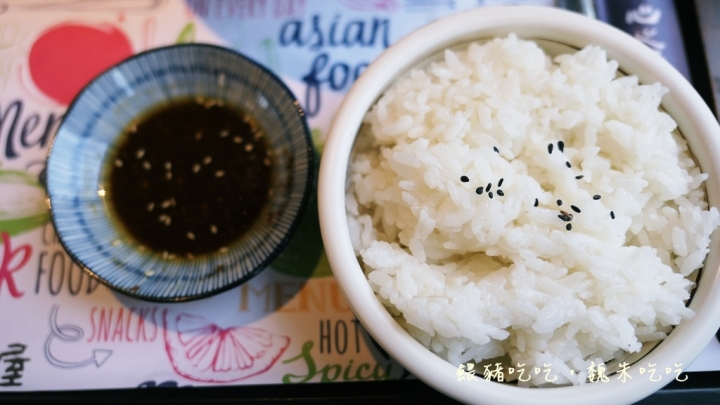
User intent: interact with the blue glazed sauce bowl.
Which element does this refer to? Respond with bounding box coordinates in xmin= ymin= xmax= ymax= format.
xmin=45 ymin=44 xmax=313 ymax=302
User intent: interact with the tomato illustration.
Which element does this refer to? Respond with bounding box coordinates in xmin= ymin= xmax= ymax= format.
xmin=163 ymin=311 xmax=290 ymax=383
xmin=28 ymin=23 xmax=133 ymax=105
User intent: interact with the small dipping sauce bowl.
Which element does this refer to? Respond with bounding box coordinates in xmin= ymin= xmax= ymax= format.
xmin=45 ymin=44 xmax=314 ymax=302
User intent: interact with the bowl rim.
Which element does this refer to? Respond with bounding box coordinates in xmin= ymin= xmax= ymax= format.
xmin=44 ymin=42 xmax=315 ymax=302
xmin=318 ymin=5 xmax=720 ymax=405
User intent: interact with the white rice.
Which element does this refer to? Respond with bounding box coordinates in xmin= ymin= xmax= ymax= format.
xmin=347 ymin=35 xmax=720 ymax=386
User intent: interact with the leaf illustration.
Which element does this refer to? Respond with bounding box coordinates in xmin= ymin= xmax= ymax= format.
xmin=176 ymin=22 xmax=195 ymax=44
xmin=0 ymin=169 xmax=49 ymax=240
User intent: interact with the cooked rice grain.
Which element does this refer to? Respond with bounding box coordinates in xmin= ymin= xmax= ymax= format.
xmin=347 ymin=35 xmax=719 ymax=386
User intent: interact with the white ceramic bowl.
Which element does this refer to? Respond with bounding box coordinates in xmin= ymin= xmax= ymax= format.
xmin=318 ymin=6 xmax=720 ymax=405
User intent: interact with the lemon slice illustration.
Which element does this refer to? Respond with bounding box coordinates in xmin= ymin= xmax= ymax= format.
xmin=163 ymin=311 xmax=290 ymax=382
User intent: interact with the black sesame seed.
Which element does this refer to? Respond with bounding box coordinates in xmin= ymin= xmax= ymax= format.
xmin=489 ymin=192 xmax=494 ymax=199
xmin=558 ymin=141 xmax=565 ymax=153
xmin=610 ymin=211 xmax=615 ymax=219
xmin=558 ymin=214 xmax=572 ymax=222
xmin=486 ymin=183 xmax=492 ymax=192
xmin=476 ymin=187 xmax=483 ymax=195
xmin=566 ymin=161 xmax=571 ymax=168
xmin=571 ymin=205 xmax=581 ymax=213
xmin=460 ymin=176 xmax=469 ymax=183
xmin=575 ymin=175 xmax=584 ymax=180
xmin=534 ymin=198 xmax=538 ymax=207
xmin=497 ymin=190 xmax=504 ymax=196
xmin=593 ymin=195 xmax=601 ymax=200
xmin=498 ymin=178 xmax=504 ymax=187
xmin=566 ymin=223 xmax=572 ymax=231
xmin=556 ymin=199 xmax=562 ymax=206
xmin=493 ymin=146 xmax=499 ymax=153
xmin=560 ymin=211 xmax=573 ymax=220
xmin=548 ymin=143 xmax=553 ymax=154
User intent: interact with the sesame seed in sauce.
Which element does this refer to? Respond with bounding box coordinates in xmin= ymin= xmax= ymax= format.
xmin=109 ymin=101 xmax=270 ymax=257
xmin=192 ymin=163 xmax=201 ymax=173
xmin=476 ymin=187 xmax=483 ymax=195
xmin=233 ymin=136 xmax=242 ymax=144
xmin=219 ymin=247 xmax=228 ymax=253
xmin=158 ymin=214 xmax=171 ymax=226
xmin=460 ymin=176 xmax=469 ymax=183
xmin=187 ymin=232 xmax=195 ymax=240
xmin=570 ymin=205 xmax=581 ymax=213
xmin=244 ymin=143 xmax=254 ymax=152
xmin=497 ymin=190 xmax=504 ymax=196
xmin=593 ymin=195 xmax=601 ymax=200
xmin=220 ymin=130 xmax=229 ymax=138
xmin=186 ymin=253 xmax=194 ymax=259
xmin=566 ymin=223 xmax=572 ymax=231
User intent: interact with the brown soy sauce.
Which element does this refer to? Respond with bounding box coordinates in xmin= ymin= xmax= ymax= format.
xmin=106 ymin=98 xmax=271 ymax=257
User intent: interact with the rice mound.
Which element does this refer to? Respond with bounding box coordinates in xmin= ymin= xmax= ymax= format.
xmin=347 ymin=34 xmax=720 ymax=386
